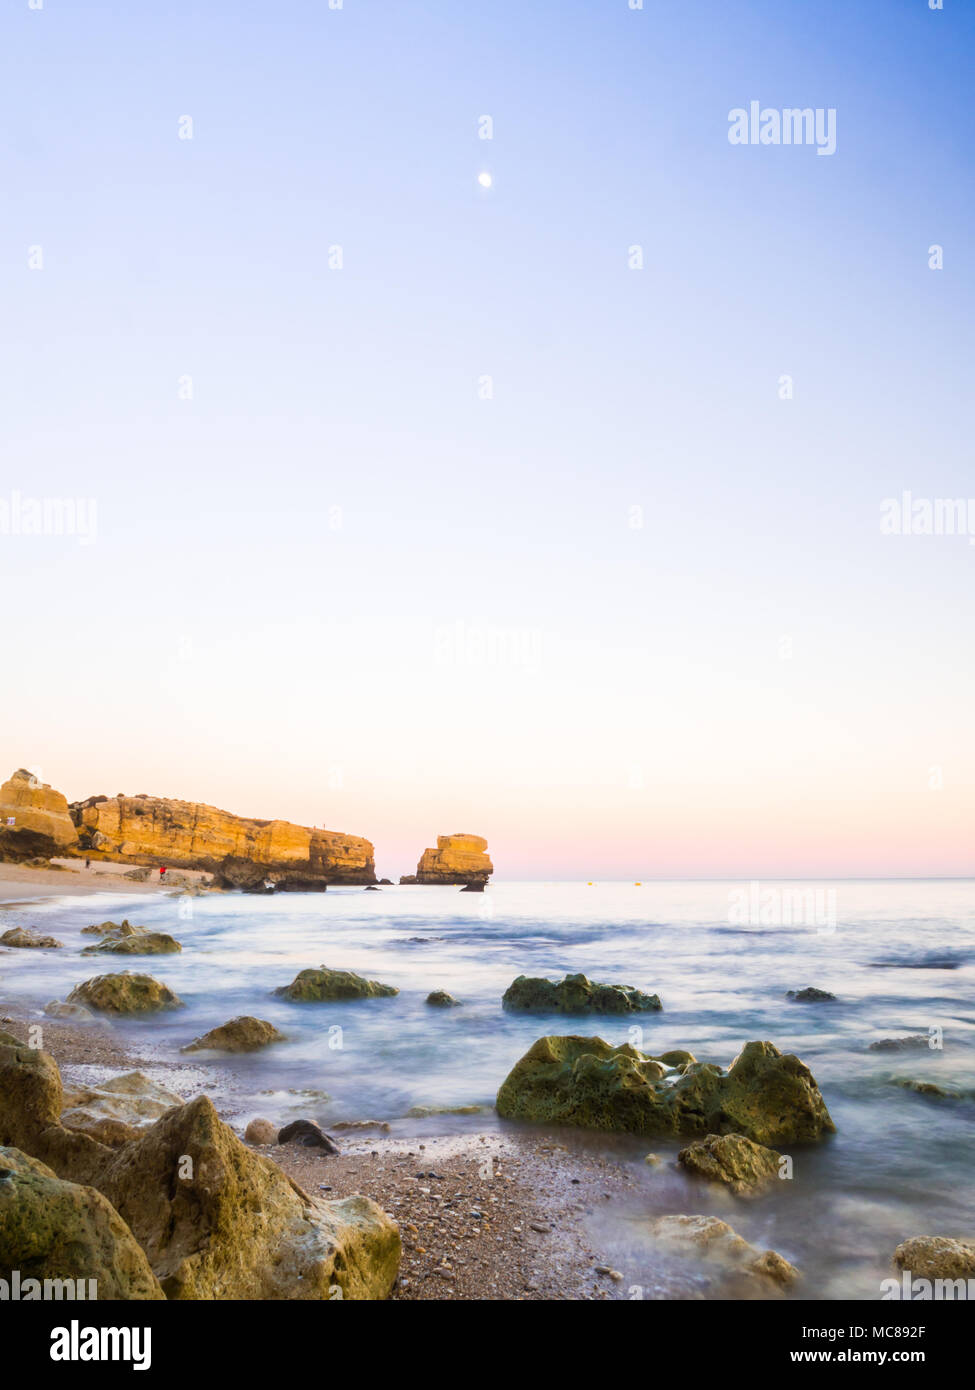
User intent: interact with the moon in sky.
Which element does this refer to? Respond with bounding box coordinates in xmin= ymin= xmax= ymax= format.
xmin=477 ymin=171 xmax=493 ymax=188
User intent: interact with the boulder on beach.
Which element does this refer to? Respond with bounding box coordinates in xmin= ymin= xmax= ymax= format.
xmin=0 ymin=1038 xmax=112 ymax=1185
xmin=496 ymin=1037 xmax=835 ymax=1145
xmin=0 ymin=1146 xmax=164 ymax=1299
xmin=60 ymin=1072 xmax=184 ymax=1148
xmin=181 ymin=1016 xmax=285 ymax=1054
xmin=274 ymin=967 xmax=398 ymax=1002
xmin=82 ymin=931 xmax=182 ymax=957
xmin=426 ymin=990 xmax=461 ymax=1007
xmin=892 ymin=1236 xmax=975 ymax=1281
xmin=244 ymin=1117 xmax=278 ymax=1145
xmin=0 ymin=927 xmax=64 ymax=950
xmin=278 ymin=1119 xmax=340 ymax=1152
xmin=650 ymin=1214 xmax=800 ymax=1289
xmin=786 ymin=987 xmax=836 ymax=1002
xmin=67 ymin=972 xmax=184 ymax=1016
xmin=502 ymin=972 xmax=661 ymax=1015
xmin=677 ymin=1132 xmax=783 ymax=1196
xmin=96 ymin=1096 xmax=398 ymax=1298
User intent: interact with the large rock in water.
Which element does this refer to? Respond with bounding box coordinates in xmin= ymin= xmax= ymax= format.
xmin=496 ymin=1037 xmax=835 ymax=1145
xmin=0 ymin=1146 xmax=164 ymax=1300
xmin=70 ymin=791 xmax=376 ymax=885
xmin=678 ymin=1133 xmax=783 ymax=1196
xmin=67 ymin=972 xmax=184 ymax=1016
xmin=649 ymin=1215 xmax=800 ymax=1289
xmin=96 ymin=1096 xmax=400 ymax=1299
xmin=502 ymin=972 xmax=661 ymax=1014
xmin=274 ymin=967 xmax=398 ymax=1002
xmin=402 ymin=833 xmax=493 ymax=885
xmin=82 ymin=931 xmax=182 ymax=957
xmin=892 ymin=1236 xmax=975 ymax=1280
xmin=0 ymin=768 xmax=79 ymax=859
xmin=1 ymin=927 xmax=64 ymax=949
xmin=181 ymin=1016 xmax=285 ymax=1053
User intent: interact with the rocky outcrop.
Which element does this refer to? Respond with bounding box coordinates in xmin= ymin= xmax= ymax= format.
xmin=649 ymin=1214 xmax=800 ymax=1289
xmin=96 ymin=1096 xmax=399 ymax=1299
xmin=278 ymin=1119 xmax=340 ymax=1152
xmin=1 ymin=927 xmax=64 ymax=949
xmin=60 ymin=1073 xmax=185 ymax=1148
xmin=70 ymin=791 xmax=375 ymax=885
xmin=401 ymin=833 xmax=492 ymax=885
xmin=502 ymin=973 xmax=661 ymax=1014
xmin=677 ymin=1132 xmax=783 ymax=1196
xmin=67 ymin=972 xmax=184 ymax=1016
xmin=496 ymin=1037 xmax=835 ymax=1145
xmin=274 ymin=967 xmax=398 ymax=1002
xmin=0 ymin=1146 xmax=164 ymax=1299
xmin=787 ymin=987 xmax=836 ymax=1002
xmin=82 ymin=932 xmax=182 ymax=957
xmin=0 ymin=769 xmax=79 ymax=860
xmin=1 ymin=1041 xmax=399 ymax=1300
xmin=892 ymin=1236 xmax=975 ymax=1280
xmin=426 ymin=990 xmax=461 ymax=1007
xmin=81 ymin=919 xmax=144 ymax=938
xmin=181 ymin=1017 xmax=285 ymax=1053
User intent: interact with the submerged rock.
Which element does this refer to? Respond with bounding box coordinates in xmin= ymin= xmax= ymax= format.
xmin=274 ymin=967 xmax=398 ymax=1002
xmin=96 ymin=1096 xmax=399 ymax=1299
xmin=650 ymin=1214 xmax=800 ymax=1288
xmin=82 ymin=931 xmax=182 ymax=957
xmin=891 ymin=1078 xmax=967 ymax=1100
xmin=678 ymin=1132 xmax=783 ymax=1196
xmin=426 ymin=990 xmax=461 ymax=1007
xmin=496 ymin=1037 xmax=835 ymax=1145
xmin=0 ymin=928 xmax=64 ymax=950
xmin=181 ymin=1016 xmax=285 ymax=1053
xmin=67 ymin=972 xmax=184 ymax=1016
xmin=502 ymin=973 xmax=662 ymax=1014
xmin=869 ymin=1035 xmax=933 ymax=1053
xmin=892 ymin=1236 xmax=975 ymax=1281
xmin=80 ymin=919 xmax=144 ymax=938
xmin=786 ymin=987 xmax=836 ymax=1002
xmin=0 ymin=1146 xmax=163 ymax=1299
xmin=44 ymin=1000 xmax=95 ymax=1021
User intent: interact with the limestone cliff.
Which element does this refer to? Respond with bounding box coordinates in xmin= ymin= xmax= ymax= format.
xmin=401 ymin=833 xmax=492 ymax=885
xmin=70 ymin=793 xmax=375 ymax=885
xmin=0 ymin=769 xmax=79 ymax=859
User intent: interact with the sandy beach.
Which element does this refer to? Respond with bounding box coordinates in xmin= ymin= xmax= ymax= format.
xmin=0 ymin=860 xmax=211 ymax=902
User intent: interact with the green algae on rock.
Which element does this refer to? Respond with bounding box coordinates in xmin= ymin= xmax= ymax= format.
xmin=496 ymin=1036 xmax=835 ymax=1146
xmin=677 ymin=1132 xmax=783 ymax=1196
xmin=0 ymin=1146 xmax=164 ymax=1300
xmin=181 ymin=1016 xmax=285 ymax=1053
xmin=82 ymin=931 xmax=182 ymax=957
xmin=274 ymin=967 xmax=398 ymax=1002
xmin=67 ymin=972 xmax=184 ymax=1016
xmin=502 ymin=972 xmax=661 ymax=1014
xmin=426 ymin=989 xmax=461 ymax=1007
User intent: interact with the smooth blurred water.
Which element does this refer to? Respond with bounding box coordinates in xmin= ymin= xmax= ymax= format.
xmin=3 ymin=879 xmax=974 ymax=1297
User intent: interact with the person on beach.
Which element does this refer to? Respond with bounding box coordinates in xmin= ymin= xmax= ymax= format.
xmin=84 ymin=857 xmax=90 ymax=870
xmin=159 ymin=865 xmax=167 ymax=883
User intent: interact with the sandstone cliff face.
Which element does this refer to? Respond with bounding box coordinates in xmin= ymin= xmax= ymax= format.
xmin=402 ymin=833 xmax=492 ymax=885
xmin=0 ymin=769 xmax=79 ymax=859
xmin=71 ymin=793 xmax=375 ymax=884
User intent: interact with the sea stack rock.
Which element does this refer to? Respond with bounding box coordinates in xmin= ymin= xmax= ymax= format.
xmin=401 ymin=833 xmax=492 ymax=886
xmin=0 ymin=769 xmax=79 ymax=859
xmin=69 ymin=791 xmax=376 ymax=887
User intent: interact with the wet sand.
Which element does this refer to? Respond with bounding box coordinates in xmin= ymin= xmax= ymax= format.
xmin=0 ymin=861 xmax=211 ymax=903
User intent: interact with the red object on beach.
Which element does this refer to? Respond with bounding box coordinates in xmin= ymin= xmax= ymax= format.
xmin=160 ymin=866 xmax=167 ymax=877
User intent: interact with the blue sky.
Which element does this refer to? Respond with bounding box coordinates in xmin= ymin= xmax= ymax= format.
xmin=1 ymin=1 xmax=972 ymax=878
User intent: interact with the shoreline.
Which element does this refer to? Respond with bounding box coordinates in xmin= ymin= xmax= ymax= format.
xmin=0 ymin=861 xmax=212 ymax=903
xmin=0 ymin=1003 xmax=627 ymax=1300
